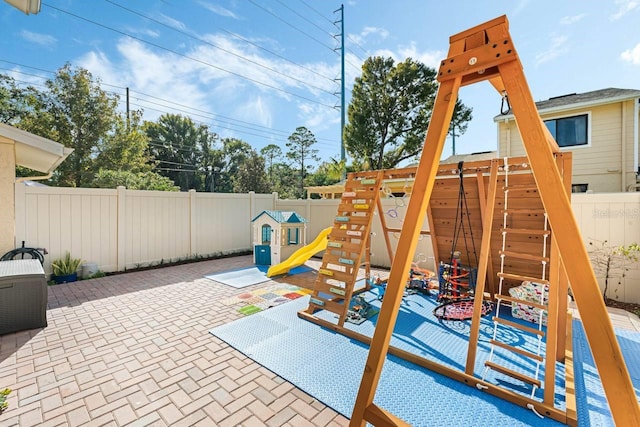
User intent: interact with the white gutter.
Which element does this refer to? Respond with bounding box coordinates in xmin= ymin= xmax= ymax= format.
xmin=15 ymin=172 xmax=52 ymax=183
xmin=494 ymin=94 xmax=640 ymax=122
xmin=0 ymin=123 xmax=73 ymax=174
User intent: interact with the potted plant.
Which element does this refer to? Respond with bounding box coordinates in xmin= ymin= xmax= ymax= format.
xmin=51 ymin=252 xmax=82 ymax=284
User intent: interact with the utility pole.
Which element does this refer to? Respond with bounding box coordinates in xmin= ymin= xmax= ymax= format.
xmin=334 ymin=4 xmax=346 ymax=179
xmin=126 ymin=87 xmax=130 ymax=132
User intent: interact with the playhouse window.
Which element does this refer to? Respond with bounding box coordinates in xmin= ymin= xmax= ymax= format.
xmin=544 ymin=114 xmax=588 ymax=147
xmin=287 ymin=228 xmax=299 ymax=245
xmin=261 ymin=225 xmax=272 ymax=244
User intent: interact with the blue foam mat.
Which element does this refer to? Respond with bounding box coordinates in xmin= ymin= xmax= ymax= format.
xmin=210 ymin=296 xmax=564 ymax=426
xmin=572 ymin=319 xmax=640 ymax=426
xmin=204 ymin=265 xmax=312 ymax=288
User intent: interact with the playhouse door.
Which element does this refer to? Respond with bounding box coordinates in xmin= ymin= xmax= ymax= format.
xmin=254 ymin=245 xmax=271 ymax=265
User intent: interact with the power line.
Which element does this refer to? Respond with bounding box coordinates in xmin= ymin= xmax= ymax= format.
xmin=104 ymin=0 xmax=336 ymax=96
xmin=219 ymin=28 xmax=335 ymax=82
xmin=42 ymin=3 xmax=336 ymax=109
xmin=298 ymin=0 xmax=335 ymax=25
xmin=1 ymin=62 xmax=339 ymax=146
xmin=274 ymin=0 xmax=333 ymax=37
xmin=247 ymin=0 xmax=336 ymax=53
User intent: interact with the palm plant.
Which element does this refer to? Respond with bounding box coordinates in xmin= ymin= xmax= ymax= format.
xmin=51 ymin=252 xmax=82 ymax=276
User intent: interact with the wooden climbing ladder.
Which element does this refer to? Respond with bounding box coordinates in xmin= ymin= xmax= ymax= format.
xmin=302 ymin=170 xmax=384 ymax=327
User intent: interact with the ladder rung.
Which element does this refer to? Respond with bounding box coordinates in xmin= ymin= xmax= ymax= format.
xmin=497 ymin=294 xmax=547 ymax=311
xmin=489 ymin=339 xmax=544 ymax=362
xmin=499 ymin=250 xmax=549 ymax=263
xmin=497 ymin=272 xmax=549 ymax=285
xmin=500 ymin=228 xmax=550 ymax=236
xmin=493 ymin=316 xmax=544 ymax=336
xmin=484 ymin=361 xmax=542 ymax=387
xmin=503 ymin=208 xmax=546 ymax=215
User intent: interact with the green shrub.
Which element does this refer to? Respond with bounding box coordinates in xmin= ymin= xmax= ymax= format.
xmin=51 ymin=252 xmax=82 ymax=276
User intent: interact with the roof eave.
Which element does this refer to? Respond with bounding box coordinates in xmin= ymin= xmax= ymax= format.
xmin=1 ymin=123 xmax=73 ymax=174
xmin=493 ymin=93 xmax=640 ymax=122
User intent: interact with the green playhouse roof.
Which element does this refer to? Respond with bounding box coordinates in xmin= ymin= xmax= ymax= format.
xmin=251 ymin=210 xmax=308 ymax=224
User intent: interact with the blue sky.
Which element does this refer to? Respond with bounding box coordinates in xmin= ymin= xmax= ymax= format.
xmin=2 ymin=0 xmax=640 ymax=165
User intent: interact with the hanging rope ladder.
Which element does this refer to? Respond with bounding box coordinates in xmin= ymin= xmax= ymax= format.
xmin=483 ymin=158 xmax=550 ymax=398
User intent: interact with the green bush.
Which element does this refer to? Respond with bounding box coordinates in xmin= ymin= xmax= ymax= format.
xmin=0 ymin=388 xmax=11 ymax=413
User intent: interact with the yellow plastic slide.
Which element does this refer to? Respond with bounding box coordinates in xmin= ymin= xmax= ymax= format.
xmin=266 ymin=227 xmax=332 ymax=277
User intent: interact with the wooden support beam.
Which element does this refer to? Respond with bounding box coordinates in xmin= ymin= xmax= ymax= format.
xmin=349 ymin=75 xmax=463 ymax=426
xmin=376 ymin=195 xmax=395 ymax=263
xmin=498 ymin=58 xmax=640 ymax=426
xmin=556 ymin=152 xmax=572 ymax=362
xmin=466 ymin=159 xmax=499 ymax=374
xmin=475 ymin=167 xmax=497 ymax=298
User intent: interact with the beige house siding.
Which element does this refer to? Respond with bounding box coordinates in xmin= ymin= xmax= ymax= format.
xmin=498 ymin=99 xmax=639 ymax=193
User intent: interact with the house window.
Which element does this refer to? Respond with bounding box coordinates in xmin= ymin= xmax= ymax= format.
xmin=287 ymin=228 xmax=299 ymax=245
xmin=261 ymin=225 xmax=272 ymax=244
xmin=544 ymin=114 xmax=588 ymax=147
xmin=572 ymin=183 xmax=589 ymax=193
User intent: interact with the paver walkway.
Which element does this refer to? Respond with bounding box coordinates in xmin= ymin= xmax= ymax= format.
xmin=0 ymin=255 xmax=348 ymax=426
xmin=1 ymin=255 xmax=638 ymax=426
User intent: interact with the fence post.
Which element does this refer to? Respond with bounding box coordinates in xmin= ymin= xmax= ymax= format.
xmin=117 ymin=186 xmax=126 ymax=272
xmin=189 ymin=190 xmax=197 ymax=257
xmin=272 ymin=192 xmax=279 ymax=210
xmin=249 ymin=191 xmax=255 ymax=248
xmin=305 ymin=198 xmax=311 ymax=245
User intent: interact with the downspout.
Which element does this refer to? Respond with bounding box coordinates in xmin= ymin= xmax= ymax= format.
xmin=15 ymin=172 xmax=52 ymax=183
xmin=634 ymin=97 xmax=639 ymax=189
xmin=621 ymin=102 xmax=626 ymax=192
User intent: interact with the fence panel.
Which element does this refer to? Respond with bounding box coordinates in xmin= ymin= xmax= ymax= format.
xmin=13 ymin=183 xmax=640 ymax=303
xmin=572 ymin=193 xmax=640 ymax=302
xmin=15 ymin=185 xmax=118 ymax=273
xmin=122 ymin=189 xmax=191 ymax=269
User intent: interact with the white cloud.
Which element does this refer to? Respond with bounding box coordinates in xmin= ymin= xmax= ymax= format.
xmin=611 ymin=0 xmax=639 ymax=20
xmin=198 ymin=1 xmax=238 ymax=19
xmin=347 ymin=26 xmax=389 ymax=49
xmin=512 ymin=0 xmax=531 ymax=16
xmin=621 ymin=42 xmax=640 ymax=64
xmin=560 ymin=14 xmax=586 ymax=25
xmin=534 ymin=35 xmax=568 ymax=66
xmin=19 ymin=30 xmax=57 ymax=48
xmin=154 ymin=13 xmax=188 ymax=32
xmin=234 ymin=96 xmax=272 ymax=128
xmin=369 ymin=44 xmax=443 ymax=69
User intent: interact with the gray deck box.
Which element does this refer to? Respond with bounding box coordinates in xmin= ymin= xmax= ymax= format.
xmin=0 ymin=259 xmax=47 ymax=335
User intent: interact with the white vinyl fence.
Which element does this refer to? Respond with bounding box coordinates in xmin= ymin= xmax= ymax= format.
xmin=13 ymin=183 xmax=640 ymax=302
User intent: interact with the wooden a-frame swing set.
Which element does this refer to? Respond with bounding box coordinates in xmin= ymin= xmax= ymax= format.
xmin=312 ymin=16 xmax=640 ymax=426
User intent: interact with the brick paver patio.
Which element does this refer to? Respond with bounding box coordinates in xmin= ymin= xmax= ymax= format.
xmin=2 ymin=255 xmax=639 ymax=426
xmin=0 ymin=255 xmax=349 ymax=426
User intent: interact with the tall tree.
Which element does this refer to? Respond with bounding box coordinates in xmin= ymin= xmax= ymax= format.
xmin=20 ymin=64 xmax=119 ymax=187
xmin=232 ymin=150 xmax=269 ymax=193
xmin=217 ymin=138 xmax=253 ymax=193
xmin=449 ymin=99 xmax=473 ymax=156
xmin=145 ymin=114 xmax=214 ymax=191
xmin=344 ymin=56 xmax=471 ymax=170
xmin=260 ymin=144 xmax=282 ymax=189
xmin=0 ymin=74 xmax=31 ymax=125
xmin=286 ymin=126 xmax=320 ymax=198
xmin=95 ymin=110 xmax=151 ymax=173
